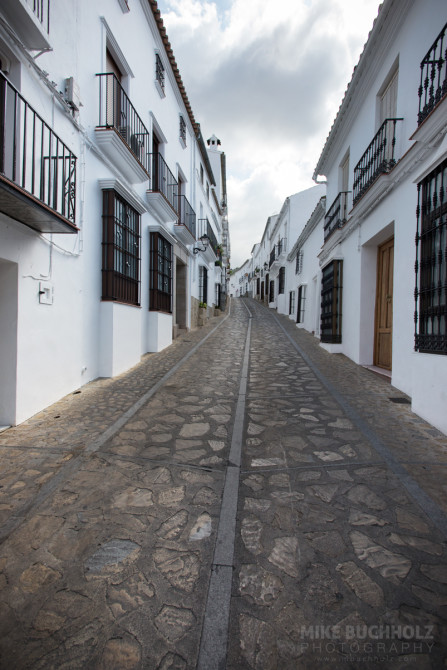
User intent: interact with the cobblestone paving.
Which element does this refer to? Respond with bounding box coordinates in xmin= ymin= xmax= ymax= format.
xmin=0 ymin=297 xmax=447 ymax=669
xmin=228 ymin=299 xmax=447 ymax=670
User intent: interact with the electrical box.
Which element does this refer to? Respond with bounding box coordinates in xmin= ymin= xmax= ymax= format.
xmin=64 ymin=77 xmax=81 ymax=111
xmin=39 ymin=281 xmax=53 ymax=305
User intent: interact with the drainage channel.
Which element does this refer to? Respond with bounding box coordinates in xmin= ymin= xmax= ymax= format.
xmin=197 ymin=300 xmax=252 ymax=670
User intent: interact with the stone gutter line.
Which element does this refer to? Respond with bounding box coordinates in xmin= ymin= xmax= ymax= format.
xmin=197 ymin=298 xmax=252 ymax=670
xmin=0 ymin=309 xmax=232 ymax=546
xmin=269 ymin=308 xmax=447 ymax=540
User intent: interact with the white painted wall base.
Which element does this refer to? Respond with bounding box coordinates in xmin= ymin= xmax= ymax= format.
xmin=147 ymin=311 xmax=172 ymax=352
xmin=99 ymin=302 xmax=142 ymax=378
xmin=411 ymin=353 xmax=447 ymax=436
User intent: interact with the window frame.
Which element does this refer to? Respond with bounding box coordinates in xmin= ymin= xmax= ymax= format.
xmin=278 ymin=266 xmax=285 ymax=294
xmin=289 ymin=290 xmax=295 ymax=315
xmin=320 ymin=260 xmax=343 ymax=343
xmin=415 ymin=159 xmax=447 ymax=354
xmin=150 ymin=232 xmax=172 ymax=313
xmin=199 ymin=265 xmax=208 ymax=304
xmin=102 ymin=189 xmax=140 ymax=306
xmin=297 ymin=284 xmax=307 ymax=324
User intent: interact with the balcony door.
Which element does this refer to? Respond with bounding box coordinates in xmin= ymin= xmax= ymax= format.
xmin=106 ymin=49 xmax=124 ymax=133
xmin=374 ymin=237 xmax=394 ymax=370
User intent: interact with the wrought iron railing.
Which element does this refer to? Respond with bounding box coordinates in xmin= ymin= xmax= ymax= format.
xmin=176 ymin=194 xmax=196 ymax=238
xmin=324 ymin=191 xmax=350 ymax=241
xmin=149 ymin=153 xmax=178 ymax=212
xmin=206 ymin=220 xmax=219 ymax=256
xmin=96 ymin=73 xmax=150 ymax=174
xmin=418 ymin=22 xmax=447 ymax=125
xmin=276 ymin=238 xmax=286 ymax=256
xmin=269 ymin=247 xmax=276 ymax=268
xmin=0 ymin=73 xmax=76 ymax=223
xmin=353 ymin=118 xmax=403 ymax=204
xmin=32 ymin=0 xmax=50 ymax=33
xmin=156 ymin=53 xmax=165 ymax=92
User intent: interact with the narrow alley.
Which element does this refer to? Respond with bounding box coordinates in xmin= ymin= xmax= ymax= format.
xmin=0 ymin=298 xmax=446 ymax=669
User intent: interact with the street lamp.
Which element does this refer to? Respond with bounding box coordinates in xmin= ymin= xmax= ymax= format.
xmin=193 ymin=235 xmax=209 ymax=254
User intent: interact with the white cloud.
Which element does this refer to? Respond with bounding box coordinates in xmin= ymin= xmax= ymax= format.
xmin=158 ymin=0 xmax=380 ymax=267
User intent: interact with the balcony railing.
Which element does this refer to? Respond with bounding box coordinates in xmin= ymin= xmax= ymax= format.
xmin=353 ymin=118 xmax=403 ymax=204
xmin=176 ymin=194 xmax=196 ymax=239
xmin=418 ymin=22 xmax=447 ymax=125
xmin=276 ymin=238 xmax=286 ymax=256
xmin=33 ymin=0 xmax=50 ymax=33
xmin=206 ymin=220 xmax=219 ymax=256
xmin=149 ymin=153 xmax=178 ymax=212
xmin=269 ymin=247 xmax=276 ymax=268
xmin=0 ymin=73 xmax=77 ymax=230
xmin=324 ymin=192 xmax=350 ymax=241
xmin=97 ymin=73 xmax=150 ymax=174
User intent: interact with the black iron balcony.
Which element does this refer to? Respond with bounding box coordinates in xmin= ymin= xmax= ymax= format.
xmin=149 ymin=153 xmax=178 ymax=213
xmin=206 ymin=220 xmax=219 ymax=256
xmin=324 ymin=191 xmax=350 ymax=241
xmin=96 ymin=73 xmax=150 ymax=177
xmin=269 ymin=247 xmax=276 ymax=268
xmin=1 ymin=0 xmax=50 ymax=50
xmin=0 ymin=73 xmax=77 ymax=233
xmin=353 ymin=118 xmax=403 ymax=205
xmin=418 ymin=22 xmax=447 ymax=125
xmin=33 ymin=0 xmax=50 ymax=32
xmin=176 ymin=194 xmax=196 ymax=239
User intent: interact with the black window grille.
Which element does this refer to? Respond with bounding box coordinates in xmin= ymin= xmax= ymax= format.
xmin=102 ymin=190 xmax=140 ymax=305
xmin=278 ymin=267 xmax=285 ymax=294
xmin=297 ymin=285 xmax=306 ymax=324
xmin=261 ymin=280 xmax=265 ymax=300
xmin=415 ymin=158 xmax=447 ymax=353
xmin=150 ymin=232 xmax=172 ymax=313
xmin=296 ymin=250 xmax=303 ymax=275
xmin=180 ymin=116 xmax=186 ymax=144
xmin=321 ymin=260 xmax=343 ymax=343
xmin=199 ymin=266 xmax=208 ymax=304
xmin=155 ymin=53 xmax=165 ymax=91
xmin=256 ymin=278 xmax=260 ymax=294
xmin=289 ymin=290 xmax=295 ymax=315
xmin=269 ymin=279 xmax=275 ymax=302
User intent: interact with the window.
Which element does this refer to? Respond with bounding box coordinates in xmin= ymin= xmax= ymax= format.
xmin=206 ymin=181 xmax=210 ymax=200
xmin=297 ymin=285 xmax=306 ymax=324
xmin=200 ymin=164 xmax=204 ymax=184
xmin=179 ymin=115 xmax=186 ymax=145
xmin=295 ymin=250 xmax=303 ymax=275
xmin=102 ymin=190 xmax=140 ymax=305
xmin=269 ymin=280 xmax=275 ymax=302
xmin=199 ymin=266 xmax=208 ymax=304
xmin=289 ymin=290 xmax=295 ymax=315
xmin=150 ymin=233 xmax=172 ymax=313
xmin=278 ymin=267 xmax=285 ymax=294
xmin=256 ymin=278 xmax=260 ymax=295
xmin=415 ymin=159 xmax=447 ymax=354
xmin=321 ymin=260 xmax=343 ymax=343
xmin=155 ymin=53 xmax=164 ymax=93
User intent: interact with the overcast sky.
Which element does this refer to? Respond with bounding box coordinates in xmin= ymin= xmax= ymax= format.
xmin=156 ymin=0 xmax=381 ymax=268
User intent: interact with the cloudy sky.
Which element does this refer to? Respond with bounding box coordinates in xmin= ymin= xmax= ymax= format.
xmin=156 ymin=0 xmax=380 ymax=268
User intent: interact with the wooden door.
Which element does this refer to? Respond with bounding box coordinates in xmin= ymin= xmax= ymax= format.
xmin=374 ymin=237 xmax=394 ymax=369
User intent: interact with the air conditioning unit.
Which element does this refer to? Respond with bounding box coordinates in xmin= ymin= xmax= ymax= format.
xmin=64 ymin=77 xmax=81 ymax=111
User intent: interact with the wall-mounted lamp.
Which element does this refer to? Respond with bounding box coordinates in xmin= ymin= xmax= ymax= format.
xmin=263 ymin=262 xmax=268 ymax=270
xmin=193 ymin=234 xmax=209 ymax=254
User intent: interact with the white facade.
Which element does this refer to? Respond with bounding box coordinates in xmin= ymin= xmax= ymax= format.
xmin=0 ymin=0 xmax=228 ymax=426
xmin=313 ymin=0 xmax=447 ymax=433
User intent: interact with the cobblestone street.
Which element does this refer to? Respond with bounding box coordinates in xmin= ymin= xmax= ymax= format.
xmin=0 ymin=298 xmax=446 ymax=669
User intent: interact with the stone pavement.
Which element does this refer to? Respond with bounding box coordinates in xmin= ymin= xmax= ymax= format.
xmin=0 ymin=297 xmax=446 ymax=669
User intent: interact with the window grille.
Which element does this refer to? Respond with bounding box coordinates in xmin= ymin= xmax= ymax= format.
xmin=180 ymin=116 xmax=186 ymax=144
xmin=321 ymin=260 xmax=342 ymax=343
xmin=289 ymin=290 xmax=295 ymax=315
xmin=150 ymin=232 xmax=172 ymax=313
xmin=269 ymin=279 xmax=275 ymax=302
xmin=102 ymin=190 xmax=140 ymax=305
xmin=296 ymin=250 xmax=303 ymax=275
xmin=278 ymin=267 xmax=285 ymax=294
xmin=415 ymin=158 xmax=447 ymax=353
xmin=297 ymin=285 xmax=307 ymax=323
xmin=155 ymin=53 xmax=165 ymax=91
xmin=199 ymin=266 xmax=208 ymax=304
xmin=256 ymin=278 xmax=260 ymax=294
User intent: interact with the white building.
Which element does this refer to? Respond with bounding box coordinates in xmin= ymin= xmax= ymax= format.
xmin=286 ymin=196 xmax=326 ymax=334
xmin=313 ymin=0 xmax=447 ymax=433
xmin=0 ymin=0 xmax=228 ymax=426
xmin=267 ymin=186 xmax=325 ymax=314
